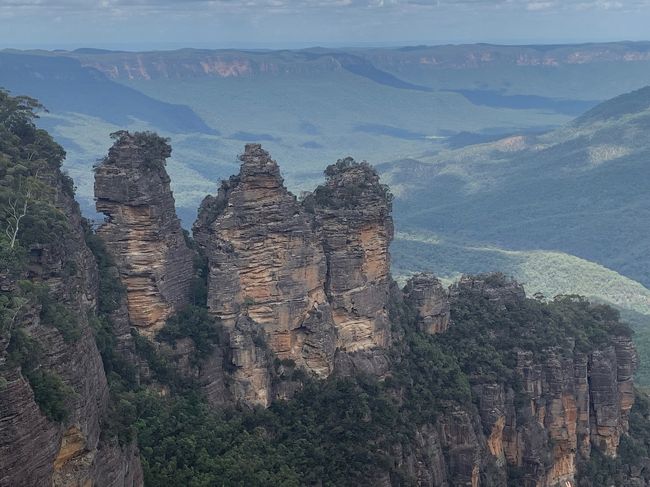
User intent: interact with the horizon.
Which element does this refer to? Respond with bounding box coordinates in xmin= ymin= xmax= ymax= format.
xmin=5 ymin=38 xmax=650 ymax=53
xmin=2 ymin=0 xmax=650 ymax=50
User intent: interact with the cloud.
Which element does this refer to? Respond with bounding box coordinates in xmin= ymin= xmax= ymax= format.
xmin=4 ymin=0 xmax=650 ymax=11
xmin=3 ymin=0 xmax=650 ymax=47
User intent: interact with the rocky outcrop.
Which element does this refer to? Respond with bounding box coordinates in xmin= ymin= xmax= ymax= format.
xmin=94 ymin=131 xmax=193 ymax=336
xmin=403 ymin=273 xmax=450 ymax=334
xmin=452 ymin=273 xmax=525 ymax=307
xmin=310 ymin=157 xmax=394 ymax=352
xmin=0 ymin=166 xmax=142 ymax=486
xmin=193 ymin=147 xmax=396 ymax=401
xmin=453 ymin=275 xmax=639 ymax=487
xmin=194 ymin=144 xmax=337 ymax=382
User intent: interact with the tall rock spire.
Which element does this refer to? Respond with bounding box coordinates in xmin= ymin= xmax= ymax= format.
xmin=194 ymin=144 xmax=337 ymax=384
xmin=310 ymin=157 xmax=394 ymax=352
xmin=94 ymin=131 xmax=193 ymax=336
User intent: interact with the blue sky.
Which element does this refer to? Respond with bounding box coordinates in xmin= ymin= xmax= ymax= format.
xmin=1 ymin=0 xmax=649 ymax=49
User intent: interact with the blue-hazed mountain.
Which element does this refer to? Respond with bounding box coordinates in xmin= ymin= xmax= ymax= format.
xmin=0 ymin=51 xmax=214 ymax=134
xmin=382 ymin=86 xmax=650 ymax=290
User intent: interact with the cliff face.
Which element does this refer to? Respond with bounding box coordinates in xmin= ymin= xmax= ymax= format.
xmin=451 ymin=276 xmax=639 ymax=487
xmin=94 ymin=131 xmax=193 ymax=336
xmin=3 ymin=120 xmax=643 ymax=486
xmin=67 ymin=44 xmax=650 ymax=82
xmin=194 ymin=144 xmax=336 ymax=384
xmin=311 ymin=158 xmax=394 ymax=352
xmin=193 ymin=147 xmax=395 ymax=403
xmin=0 ymin=166 xmax=142 ymax=486
xmin=403 ymin=273 xmax=450 ymax=334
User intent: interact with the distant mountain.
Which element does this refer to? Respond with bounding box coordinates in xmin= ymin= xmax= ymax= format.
xmin=0 ymin=51 xmax=214 ymax=134
xmin=59 ymin=42 xmax=650 ymax=81
xmin=382 ymin=85 xmax=650 ymax=290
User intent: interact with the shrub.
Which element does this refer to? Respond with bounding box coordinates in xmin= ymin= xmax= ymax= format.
xmin=25 ymin=369 xmax=73 ymax=422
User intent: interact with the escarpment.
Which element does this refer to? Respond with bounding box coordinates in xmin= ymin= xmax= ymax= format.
xmin=3 ymin=110 xmax=648 ymax=487
xmin=0 ymin=120 xmax=142 ymax=485
xmin=94 ymin=131 xmax=193 ymax=336
xmin=443 ymin=276 xmax=641 ymax=487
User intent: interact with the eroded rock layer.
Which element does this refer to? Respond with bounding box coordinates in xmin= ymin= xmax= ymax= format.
xmin=403 ymin=273 xmax=450 ymax=334
xmin=311 ymin=158 xmax=394 ymax=352
xmin=0 ymin=162 xmax=142 ymax=487
xmin=94 ymin=131 xmax=193 ymax=336
xmin=454 ymin=276 xmax=639 ymax=487
xmin=194 ymin=144 xmax=336 ymax=380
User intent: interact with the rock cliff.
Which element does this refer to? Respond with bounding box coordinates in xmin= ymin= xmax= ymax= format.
xmin=0 ymin=143 xmax=142 ymax=486
xmin=310 ymin=157 xmax=394 ymax=352
xmin=194 ymin=144 xmax=336 ymax=385
xmin=2 ymin=116 xmax=646 ymax=486
xmin=94 ymin=131 xmax=193 ymax=336
xmin=448 ymin=275 xmax=640 ymax=487
xmin=403 ymin=273 xmax=450 ymax=334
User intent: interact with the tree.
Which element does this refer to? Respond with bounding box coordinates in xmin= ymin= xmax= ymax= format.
xmin=4 ymin=175 xmax=34 ymax=249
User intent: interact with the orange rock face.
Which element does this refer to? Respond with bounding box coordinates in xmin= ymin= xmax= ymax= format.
xmin=94 ymin=132 xmax=193 ymax=336
xmin=194 ymin=144 xmax=337 ymax=380
xmin=194 ymin=148 xmax=396 ymax=402
xmin=311 ymin=158 xmax=394 ymax=352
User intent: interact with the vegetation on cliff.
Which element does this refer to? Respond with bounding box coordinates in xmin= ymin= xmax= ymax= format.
xmin=0 ymin=89 xmax=79 ymax=421
xmin=94 ymin=265 xmax=642 ymax=486
xmin=2 ymin=89 xmax=649 ymax=486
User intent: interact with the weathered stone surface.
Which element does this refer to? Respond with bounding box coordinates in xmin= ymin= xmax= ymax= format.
xmin=589 ymin=345 xmax=622 ymax=456
xmin=311 ymin=157 xmax=394 ymax=352
xmin=392 ymin=424 xmax=450 ymax=487
xmin=403 ymin=273 xmax=450 ymax=334
xmin=453 ymin=275 xmax=640 ymax=487
xmin=194 ymin=144 xmax=337 ymax=377
xmin=436 ymin=407 xmax=483 ymax=487
xmin=452 ymin=273 xmax=525 ymax=307
xmin=95 ymin=131 xmax=193 ymax=336
xmin=228 ymin=315 xmax=273 ymax=407
xmin=0 ymin=168 xmax=141 ymax=487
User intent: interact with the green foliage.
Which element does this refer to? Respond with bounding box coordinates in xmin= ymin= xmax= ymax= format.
xmin=88 ymin=312 xmax=137 ymax=387
xmin=81 ymin=267 xmax=637 ymax=486
xmin=133 ymin=330 xmax=189 ymax=392
xmin=182 ymin=229 xmax=209 ymax=306
xmin=24 ymin=369 xmax=73 ymax=422
xmin=439 ymin=282 xmax=629 ymax=385
xmin=6 ymin=326 xmax=42 ymax=369
xmin=0 ymin=236 xmax=26 ymax=278
xmin=310 ymin=157 xmax=393 ymax=211
xmin=130 ymin=376 xmax=412 ymax=487
xmin=107 ymin=130 xmax=172 ymax=170
xmin=16 ymin=281 xmax=81 ymax=342
xmin=82 ymin=219 xmax=125 ymax=314
xmin=157 ymin=305 xmax=224 ymax=362
xmin=5 ymin=326 xmax=73 ymax=422
xmin=0 ymin=89 xmax=70 ymax=258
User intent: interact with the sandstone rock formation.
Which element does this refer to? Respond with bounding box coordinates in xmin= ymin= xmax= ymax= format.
xmin=0 ymin=163 xmax=142 ymax=487
xmin=193 ymin=147 xmax=396 ymax=403
xmin=310 ymin=157 xmax=394 ymax=352
xmin=452 ymin=273 xmax=525 ymax=306
xmin=403 ymin=273 xmax=450 ymax=334
xmin=454 ymin=275 xmax=639 ymax=487
xmin=94 ymin=131 xmax=193 ymax=336
xmin=194 ymin=144 xmax=337 ymax=382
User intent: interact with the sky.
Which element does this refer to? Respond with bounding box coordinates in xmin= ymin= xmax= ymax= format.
xmin=1 ymin=0 xmax=650 ymax=50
